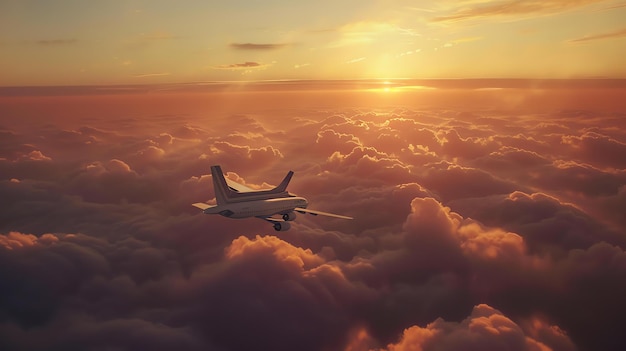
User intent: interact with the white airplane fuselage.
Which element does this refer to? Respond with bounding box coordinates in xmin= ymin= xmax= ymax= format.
xmin=192 ymin=165 xmax=352 ymax=230
xmin=203 ymin=196 xmax=308 ymax=219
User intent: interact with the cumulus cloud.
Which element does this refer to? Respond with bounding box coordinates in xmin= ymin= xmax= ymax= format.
xmin=379 ymin=304 xmax=575 ymax=351
xmin=136 ymin=145 xmax=165 ymax=159
xmin=226 ymin=235 xmax=325 ymax=270
xmin=1 ymin=83 xmax=625 ymax=350
xmin=105 ymin=159 xmax=134 ymax=174
xmin=561 ymin=131 xmax=626 ymax=168
xmin=209 ymin=141 xmax=284 ymax=166
xmin=23 ymin=150 xmax=52 ymax=161
xmin=0 ymin=231 xmax=58 ymax=250
xmin=450 ymin=190 xmax=626 ymax=253
xmin=316 ymin=129 xmax=362 ymax=155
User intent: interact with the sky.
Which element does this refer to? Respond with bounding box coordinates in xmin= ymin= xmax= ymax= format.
xmin=1 ymin=1 xmax=626 ymax=351
xmin=2 ymin=0 xmax=626 ymax=85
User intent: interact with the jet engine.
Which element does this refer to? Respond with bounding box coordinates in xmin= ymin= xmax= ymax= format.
xmin=273 ymin=222 xmax=291 ymax=231
xmin=282 ymin=212 xmax=297 ymax=221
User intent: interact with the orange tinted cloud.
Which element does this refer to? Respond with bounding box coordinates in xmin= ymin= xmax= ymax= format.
xmin=434 ymin=0 xmax=607 ymax=22
xmin=381 ymin=304 xmax=574 ymax=351
xmin=132 ymin=73 xmax=171 ymax=78
xmin=316 ymin=129 xmax=362 ymax=155
xmin=226 ymin=235 xmax=324 ymax=270
xmin=569 ymin=26 xmax=626 ymax=43
xmin=230 ymin=43 xmax=290 ymax=50
xmin=213 ymin=62 xmax=269 ymax=70
xmin=1 ymin=84 xmax=625 ymax=350
xmin=0 ymin=231 xmax=37 ymax=249
xmin=24 ymin=150 xmax=52 ymax=161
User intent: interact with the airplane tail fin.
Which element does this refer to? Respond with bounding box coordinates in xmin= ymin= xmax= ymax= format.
xmin=210 ymin=165 xmax=232 ymax=205
xmin=273 ymin=171 xmax=293 ymax=193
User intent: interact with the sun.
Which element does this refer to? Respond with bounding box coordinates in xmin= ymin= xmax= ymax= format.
xmin=383 ymin=81 xmax=392 ymax=92
xmin=362 ymin=80 xmax=402 ymax=93
xmin=369 ymin=80 xmax=394 ymax=93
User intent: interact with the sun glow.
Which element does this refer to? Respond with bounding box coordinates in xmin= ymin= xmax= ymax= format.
xmin=365 ymin=80 xmax=396 ymax=93
xmin=383 ymin=81 xmax=392 ymax=92
xmin=364 ymin=80 xmax=439 ymax=94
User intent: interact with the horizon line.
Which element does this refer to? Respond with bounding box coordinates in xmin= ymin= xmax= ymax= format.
xmin=2 ymin=78 xmax=626 ymax=97
xmin=3 ymin=76 xmax=626 ymax=88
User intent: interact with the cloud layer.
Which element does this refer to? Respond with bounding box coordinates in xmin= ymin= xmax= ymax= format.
xmin=1 ymin=84 xmax=625 ymax=350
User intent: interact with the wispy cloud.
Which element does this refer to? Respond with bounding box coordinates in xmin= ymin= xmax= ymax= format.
xmin=132 ymin=73 xmax=171 ymax=78
xmin=601 ymin=2 xmax=626 ymax=10
xmin=433 ymin=0 xmax=606 ymax=22
xmin=405 ymin=6 xmax=436 ymax=13
xmin=213 ymin=61 xmax=270 ymax=70
xmin=230 ymin=43 xmax=290 ymax=50
xmin=438 ymin=36 xmax=483 ymax=49
xmin=451 ymin=36 xmax=483 ymax=44
xmin=396 ymin=49 xmax=421 ymax=58
xmin=330 ymin=21 xmax=414 ymax=48
xmin=346 ymin=57 xmax=366 ymax=64
xmin=569 ymin=27 xmax=626 ymax=43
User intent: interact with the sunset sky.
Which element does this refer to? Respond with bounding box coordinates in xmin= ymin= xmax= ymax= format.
xmin=2 ymin=0 xmax=626 ymax=85
xmin=2 ymin=2 xmax=626 ymax=351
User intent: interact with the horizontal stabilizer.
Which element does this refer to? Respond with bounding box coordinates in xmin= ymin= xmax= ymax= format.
xmin=294 ymin=207 xmax=353 ymax=220
xmin=192 ymin=202 xmax=212 ymax=210
xmin=226 ymin=178 xmax=255 ymax=193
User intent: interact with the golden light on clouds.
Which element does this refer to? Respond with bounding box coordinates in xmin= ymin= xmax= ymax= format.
xmin=1 ymin=3 xmax=626 ymax=351
xmin=1 ymin=75 xmax=626 ymax=350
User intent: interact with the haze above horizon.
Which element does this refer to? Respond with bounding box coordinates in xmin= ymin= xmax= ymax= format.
xmin=2 ymin=0 xmax=626 ymax=86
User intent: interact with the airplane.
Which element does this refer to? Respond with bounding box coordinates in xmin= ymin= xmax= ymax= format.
xmin=192 ymin=165 xmax=352 ymax=231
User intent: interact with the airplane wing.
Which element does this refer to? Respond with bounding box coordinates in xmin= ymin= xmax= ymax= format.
xmin=225 ymin=178 xmax=255 ymax=193
xmin=192 ymin=202 xmax=212 ymax=210
xmin=294 ymin=207 xmax=353 ymax=220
